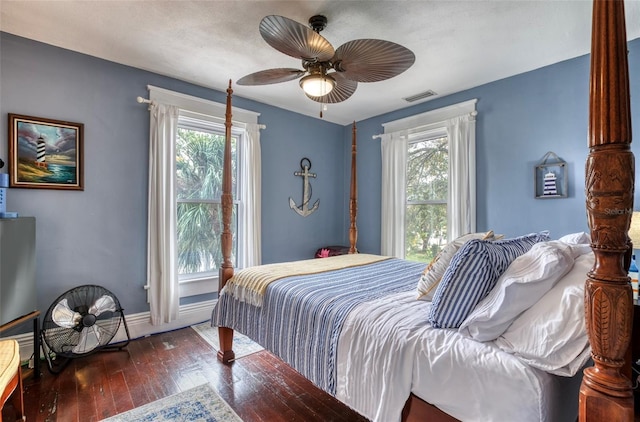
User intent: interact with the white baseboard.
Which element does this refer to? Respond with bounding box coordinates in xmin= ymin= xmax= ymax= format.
xmin=8 ymin=299 xmax=217 ymax=363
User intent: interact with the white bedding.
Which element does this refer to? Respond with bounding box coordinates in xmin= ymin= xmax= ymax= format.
xmin=337 ymin=291 xmax=583 ymax=422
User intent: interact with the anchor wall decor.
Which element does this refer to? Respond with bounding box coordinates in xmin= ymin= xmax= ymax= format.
xmin=289 ymin=157 xmax=319 ymax=217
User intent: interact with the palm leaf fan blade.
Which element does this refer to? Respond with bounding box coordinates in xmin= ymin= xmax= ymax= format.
xmin=333 ymin=39 xmax=416 ymax=83
xmin=259 ymin=15 xmax=334 ymax=61
xmin=237 ymin=68 xmax=306 ymax=85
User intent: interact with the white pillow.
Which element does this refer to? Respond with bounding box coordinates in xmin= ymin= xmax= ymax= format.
xmin=416 ymin=231 xmax=495 ymax=301
xmin=558 ymin=231 xmax=590 ymax=245
xmin=558 ymin=232 xmax=592 ymax=257
xmin=494 ymin=252 xmax=594 ymax=376
xmin=459 ymin=240 xmax=575 ymax=342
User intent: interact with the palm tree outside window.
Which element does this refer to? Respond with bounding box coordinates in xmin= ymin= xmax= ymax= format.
xmin=176 ymin=117 xmax=240 ymax=279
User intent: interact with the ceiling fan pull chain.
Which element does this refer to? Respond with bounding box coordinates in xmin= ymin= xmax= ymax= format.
xmin=319 ymin=102 xmax=328 ymax=119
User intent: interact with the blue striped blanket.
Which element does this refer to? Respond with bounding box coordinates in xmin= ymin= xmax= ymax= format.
xmin=211 ymin=257 xmax=425 ymax=395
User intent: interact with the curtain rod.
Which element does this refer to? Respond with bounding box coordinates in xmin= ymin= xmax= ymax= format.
xmin=137 ymin=96 xmax=153 ymax=105
xmin=136 ymin=96 xmax=266 ymax=130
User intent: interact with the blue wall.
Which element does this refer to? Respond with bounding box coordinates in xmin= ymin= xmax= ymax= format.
xmin=0 ymin=33 xmax=346 ymax=316
xmin=3 ymin=30 xmax=640 ymax=320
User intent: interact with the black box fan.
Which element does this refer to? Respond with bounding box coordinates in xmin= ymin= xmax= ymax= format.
xmin=40 ymin=284 xmax=130 ymax=373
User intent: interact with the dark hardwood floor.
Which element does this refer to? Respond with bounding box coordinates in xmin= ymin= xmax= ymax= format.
xmin=2 ymin=326 xmax=369 ymax=421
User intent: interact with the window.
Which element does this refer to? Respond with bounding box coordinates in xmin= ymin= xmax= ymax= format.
xmin=405 ymin=131 xmax=448 ymax=262
xmin=176 ymin=116 xmax=241 ymax=282
xmin=380 ymin=99 xmax=477 ymax=259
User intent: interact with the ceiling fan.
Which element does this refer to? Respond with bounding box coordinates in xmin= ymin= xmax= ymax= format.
xmin=237 ymin=14 xmax=416 ymax=105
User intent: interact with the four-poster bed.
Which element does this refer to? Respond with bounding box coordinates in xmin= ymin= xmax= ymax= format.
xmin=212 ymin=0 xmax=635 ymax=420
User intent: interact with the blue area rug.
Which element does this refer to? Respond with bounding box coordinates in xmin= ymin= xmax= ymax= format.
xmin=101 ymin=383 xmax=242 ymax=422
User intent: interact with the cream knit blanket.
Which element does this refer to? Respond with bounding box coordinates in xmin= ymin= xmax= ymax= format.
xmin=222 ymin=254 xmax=391 ymax=307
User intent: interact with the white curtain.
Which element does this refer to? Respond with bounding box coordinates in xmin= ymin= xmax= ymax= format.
xmin=146 ymin=103 xmax=180 ymax=325
xmin=446 ymin=114 xmax=476 ymax=240
xmin=380 ymin=131 xmax=408 ymax=257
xmin=239 ymin=123 xmax=262 ymax=268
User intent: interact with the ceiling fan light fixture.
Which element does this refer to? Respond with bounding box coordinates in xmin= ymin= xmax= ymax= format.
xmin=300 ymin=73 xmax=336 ymax=97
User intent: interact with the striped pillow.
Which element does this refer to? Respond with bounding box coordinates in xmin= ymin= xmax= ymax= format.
xmin=416 ymin=231 xmax=496 ymax=301
xmin=428 ymin=231 xmax=550 ymax=329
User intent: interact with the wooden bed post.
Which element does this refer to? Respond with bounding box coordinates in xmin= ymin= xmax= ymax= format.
xmin=349 ymin=121 xmax=358 ymax=254
xmin=580 ymin=0 xmax=634 ymax=420
xmin=217 ymin=80 xmax=236 ymax=364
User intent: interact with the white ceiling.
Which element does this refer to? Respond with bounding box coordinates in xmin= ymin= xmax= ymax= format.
xmin=2 ymin=1 xmax=640 ymax=125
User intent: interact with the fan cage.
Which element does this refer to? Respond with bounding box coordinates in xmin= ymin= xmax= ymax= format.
xmin=41 ymin=284 xmax=124 ymax=358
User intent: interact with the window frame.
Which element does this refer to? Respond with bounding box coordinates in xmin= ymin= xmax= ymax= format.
xmin=175 ymin=114 xmax=245 ymax=297
xmin=405 ymin=128 xmax=449 ymax=261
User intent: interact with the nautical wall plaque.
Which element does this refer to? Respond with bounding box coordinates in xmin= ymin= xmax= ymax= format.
xmin=289 ymin=157 xmax=319 ymax=217
xmin=534 ymin=151 xmax=567 ymax=199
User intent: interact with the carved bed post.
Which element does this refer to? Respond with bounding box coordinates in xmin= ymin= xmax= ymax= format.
xmin=349 ymin=122 xmax=358 ymax=254
xmin=580 ymin=0 xmax=634 ymax=420
xmin=217 ymin=80 xmax=236 ymax=363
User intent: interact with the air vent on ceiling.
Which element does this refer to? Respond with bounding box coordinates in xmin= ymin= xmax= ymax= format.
xmin=403 ymin=90 xmax=437 ymax=103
